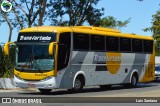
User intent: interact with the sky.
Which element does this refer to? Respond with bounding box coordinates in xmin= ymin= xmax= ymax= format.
xmin=0 ymin=0 xmax=160 ymax=43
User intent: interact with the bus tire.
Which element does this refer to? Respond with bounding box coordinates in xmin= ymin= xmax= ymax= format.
xmin=74 ymin=77 xmax=83 ymax=91
xmin=99 ymin=85 xmax=111 ymax=90
xmin=69 ymin=76 xmax=84 ymax=92
xmin=130 ymin=73 xmax=138 ymax=87
xmin=38 ymin=89 xmax=52 ymax=94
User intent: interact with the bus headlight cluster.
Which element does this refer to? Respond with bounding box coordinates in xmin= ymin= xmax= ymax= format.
xmin=41 ymin=76 xmax=53 ymax=82
xmin=14 ymin=75 xmax=24 ymax=81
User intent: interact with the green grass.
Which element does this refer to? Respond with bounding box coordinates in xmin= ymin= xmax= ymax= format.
xmin=0 ymin=68 xmax=14 ymax=78
xmin=156 ymin=52 xmax=160 ymax=56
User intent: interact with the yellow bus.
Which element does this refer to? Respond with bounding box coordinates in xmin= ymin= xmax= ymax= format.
xmin=4 ymin=26 xmax=155 ymax=93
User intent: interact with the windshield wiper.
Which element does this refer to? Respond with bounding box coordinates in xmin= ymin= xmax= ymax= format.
xmin=19 ymin=55 xmax=33 ymax=71
xmin=33 ymin=60 xmax=43 ymax=73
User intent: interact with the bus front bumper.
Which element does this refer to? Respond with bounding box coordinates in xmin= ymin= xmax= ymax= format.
xmin=14 ymin=76 xmax=57 ymax=89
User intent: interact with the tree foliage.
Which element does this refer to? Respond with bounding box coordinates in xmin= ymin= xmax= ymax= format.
xmin=137 ymin=0 xmax=160 ymax=40
xmin=11 ymin=0 xmax=49 ymax=28
xmin=0 ymin=0 xmax=53 ymax=41
xmin=50 ymin=0 xmax=104 ymax=26
xmin=0 ymin=0 xmax=130 ymax=38
xmin=144 ymin=10 xmax=160 ymax=49
xmin=0 ymin=44 xmax=16 ymax=78
xmin=93 ymin=16 xmax=130 ymax=29
xmin=142 ymin=9 xmax=160 ymax=55
xmin=144 ymin=10 xmax=160 ymax=56
xmin=0 ymin=0 xmax=13 ymax=42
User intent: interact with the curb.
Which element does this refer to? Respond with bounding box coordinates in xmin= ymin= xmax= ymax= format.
xmin=0 ymin=78 xmax=17 ymax=89
xmin=0 ymin=88 xmax=37 ymax=92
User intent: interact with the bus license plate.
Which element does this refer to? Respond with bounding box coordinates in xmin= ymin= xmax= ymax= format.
xmin=28 ymin=83 xmax=35 ymax=87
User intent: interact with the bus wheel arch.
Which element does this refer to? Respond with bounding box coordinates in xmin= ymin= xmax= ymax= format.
xmin=72 ymin=72 xmax=85 ymax=91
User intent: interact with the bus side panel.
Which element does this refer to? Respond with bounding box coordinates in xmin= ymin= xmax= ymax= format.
xmin=91 ymin=53 xmax=147 ymax=85
xmin=140 ymin=53 xmax=155 ymax=82
xmin=57 ymin=51 xmax=154 ymax=89
xmin=121 ymin=53 xmax=147 ymax=84
xmin=57 ymin=51 xmax=88 ymax=89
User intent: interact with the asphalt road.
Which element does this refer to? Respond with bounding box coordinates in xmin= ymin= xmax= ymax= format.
xmin=1 ymin=81 xmax=160 ymax=97
xmin=1 ymin=81 xmax=160 ymax=106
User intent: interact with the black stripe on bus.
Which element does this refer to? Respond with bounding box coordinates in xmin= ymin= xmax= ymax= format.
xmin=95 ymin=65 xmax=108 ymax=71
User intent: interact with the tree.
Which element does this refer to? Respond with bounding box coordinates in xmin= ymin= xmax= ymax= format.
xmin=12 ymin=0 xmax=48 ymax=27
xmin=50 ymin=0 xmax=130 ymax=28
xmin=92 ymin=16 xmax=130 ymax=29
xmin=144 ymin=11 xmax=160 ymax=45
xmin=143 ymin=11 xmax=160 ymax=55
xmin=0 ymin=0 xmax=129 ymax=41
xmin=0 ymin=0 xmax=51 ymax=30
xmin=144 ymin=11 xmax=160 ymax=39
xmin=0 ymin=0 xmax=54 ymax=41
xmin=0 ymin=44 xmax=16 ymax=77
xmin=0 ymin=0 xmax=13 ymax=42
xmin=50 ymin=0 xmax=104 ymax=26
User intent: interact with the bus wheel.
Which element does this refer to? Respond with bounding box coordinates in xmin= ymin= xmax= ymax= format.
xmin=100 ymin=85 xmax=111 ymax=90
xmin=68 ymin=76 xmax=84 ymax=93
xmin=69 ymin=77 xmax=84 ymax=92
xmin=38 ymin=89 xmax=52 ymax=94
xmin=74 ymin=77 xmax=83 ymax=91
xmin=130 ymin=73 xmax=138 ymax=87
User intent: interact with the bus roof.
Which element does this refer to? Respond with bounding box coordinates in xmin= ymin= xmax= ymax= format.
xmin=20 ymin=26 xmax=153 ymax=40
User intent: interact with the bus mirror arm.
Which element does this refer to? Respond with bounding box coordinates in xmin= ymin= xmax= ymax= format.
xmin=4 ymin=42 xmax=15 ymax=55
xmin=48 ymin=42 xmax=58 ymax=55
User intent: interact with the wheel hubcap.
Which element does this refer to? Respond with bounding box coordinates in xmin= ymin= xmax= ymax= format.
xmin=75 ymin=80 xmax=81 ymax=89
xmin=132 ymin=76 xmax=137 ymax=85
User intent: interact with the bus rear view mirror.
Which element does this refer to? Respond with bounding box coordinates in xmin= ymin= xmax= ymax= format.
xmin=4 ymin=42 xmax=15 ymax=55
xmin=49 ymin=42 xmax=57 ymax=55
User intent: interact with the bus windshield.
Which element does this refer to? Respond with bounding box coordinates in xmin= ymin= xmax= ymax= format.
xmin=15 ymin=44 xmax=54 ymax=72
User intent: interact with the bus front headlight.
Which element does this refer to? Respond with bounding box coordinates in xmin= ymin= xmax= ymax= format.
xmin=14 ymin=75 xmax=24 ymax=81
xmin=41 ymin=76 xmax=53 ymax=82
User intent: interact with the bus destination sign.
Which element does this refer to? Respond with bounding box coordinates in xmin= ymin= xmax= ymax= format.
xmin=17 ymin=32 xmax=56 ymax=42
xmin=19 ymin=35 xmax=51 ymax=41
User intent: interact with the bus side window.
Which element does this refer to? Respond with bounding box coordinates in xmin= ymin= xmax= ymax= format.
xmin=132 ymin=39 xmax=142 ymax=53
xmin=73 ymin=33 xmax=89 ymax=50
xmin=91 ymin=35 xmax=105 ymax=51
xmin=144 ymin=40 xmax=153 ymax=53
xmin=106 ymin=36 xmax=119 ymax=51
xmin=57 ymin=32 xmax=71 ymax=70
xmin=120 ymin=38 xmax=131 ymax=52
